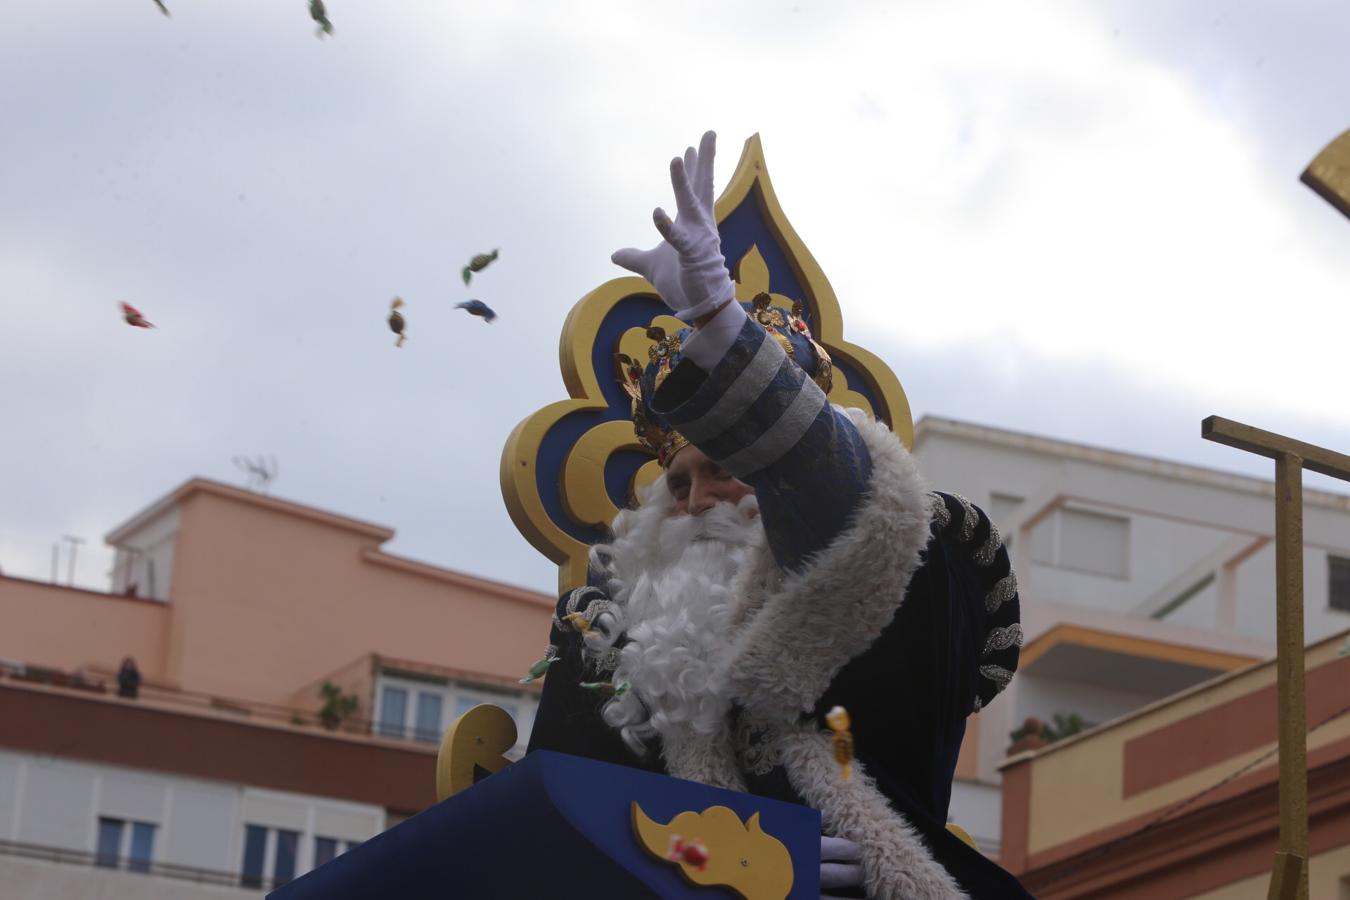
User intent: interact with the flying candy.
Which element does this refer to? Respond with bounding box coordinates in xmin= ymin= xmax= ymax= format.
xmin=519 ymin=653 xmax=560 ymax=684
xmin=455 ymin=299 xmax=498 ymax=323
xmin=309 ymin=0 xmax=334 ymax=37
xmin=461 ymin=249 xmax=499 ymax=285
xmin=666 ymin=836 xmax=709 ymax=872
xmin=387 ymin=297 xmax=407 ymax=347
xmin=120 ymin=302 xmax=155 ymax=329
xmin=579 ymin=681 xmax=629 ymax=697
xmin=826 ymin=706 xmax=854 ymax=781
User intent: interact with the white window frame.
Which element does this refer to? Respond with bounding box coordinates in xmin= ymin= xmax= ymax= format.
xmin=241 ymin=823 xmax=302 ymax=888
xmin=373 ymin=672 xmax=537 ymax=754
xmin=238 ymin=787 xmax=383 ymax=885
xmin=1032 ymin=504 xmax=1131 ymax=580
xmin=95 ymin=815 xmax=157 ymax=870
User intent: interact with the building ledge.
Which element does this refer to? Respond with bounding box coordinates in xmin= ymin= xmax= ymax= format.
xmin=105 ymin=478 xmax=396 ymax=546
xmin=0 ymin=677 xmax=437 ymax=814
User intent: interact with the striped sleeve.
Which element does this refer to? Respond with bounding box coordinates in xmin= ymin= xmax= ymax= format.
xmin=652 ymin=317 xmax=872 ymax=570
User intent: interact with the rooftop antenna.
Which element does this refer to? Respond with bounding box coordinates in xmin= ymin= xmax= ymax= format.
xmin=233 ymin=454 xmax=279 ymax=494
xmin=60 ymin=535 xmax=85 ymax=586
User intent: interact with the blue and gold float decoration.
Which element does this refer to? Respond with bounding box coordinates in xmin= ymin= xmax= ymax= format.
xmin=501 ymin=134 xmax=914 ymax=591
xmin=436 ymin=703 xmax=518 ymax=801
xmin=631 ymin=802 xmax=795 ymax=900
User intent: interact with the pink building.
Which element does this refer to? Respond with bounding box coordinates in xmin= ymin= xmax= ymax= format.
xmin=0 ymin=478 xmax=555 ymax=897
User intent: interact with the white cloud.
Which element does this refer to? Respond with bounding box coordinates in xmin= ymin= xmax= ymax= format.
xmin=2 ymin=1 xmax=1349 ymax=594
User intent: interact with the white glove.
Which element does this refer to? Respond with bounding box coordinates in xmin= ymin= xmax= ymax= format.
xmin=820 ymin=835 xmax=865 ymax=896
xmin=611 ymin=131 xmax=738 ymax=323
xmin=680 ymin=295 xmax=746 ymax=370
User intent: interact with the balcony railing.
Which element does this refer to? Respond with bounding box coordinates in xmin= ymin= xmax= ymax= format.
xmin=0 ymin=838 xmax=293 ymax=892
xmin=0 ymin=662 xmax=418 ymax=747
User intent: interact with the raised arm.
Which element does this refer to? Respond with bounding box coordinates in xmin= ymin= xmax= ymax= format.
xmin=612 ymin=131 xmax=872 ymax=569
xmin=651 ymin=318 xmax=871 ymax=569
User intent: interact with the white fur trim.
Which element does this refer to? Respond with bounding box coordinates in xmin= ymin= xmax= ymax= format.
xmin=779 ymin=724 xmax=966 ymax=900
xmin=653 ymin=410 xmax=963 ymax=897
xmin=661 ymin=727 xmax=747 ymax=792
xmin=724 ymin=407 xmax=934 ymax=718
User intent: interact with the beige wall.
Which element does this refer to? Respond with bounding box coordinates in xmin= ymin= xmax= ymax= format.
xmin=1190 ymin=844 xmax=1350 ymax=899
xmin=1 ymin=481 xmax=555 ymax=712
xmin=1002 ymin=628 xmax=1350 ymax=898
xmin=287 ymin=653 xmax=374 ymax=729
xmin=1015 ymin=635 xmax=1350 ymax=858
xmin=0 ymin=577 xmax=169 ymax=678
xmin=165 ymin=487 xmax=553 ymax=706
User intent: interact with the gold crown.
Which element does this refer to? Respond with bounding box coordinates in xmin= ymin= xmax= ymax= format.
xmin=751 ymin=293 xmax=835 ymax=396
xmin=615 ymin=300 xmax=833 ymax=470
xmin=616 ymin=326 xmax=691 ymax=468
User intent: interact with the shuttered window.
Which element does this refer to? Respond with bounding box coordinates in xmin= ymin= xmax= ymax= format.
xmin=1330 ymin=555 xmax=1350 ymax=613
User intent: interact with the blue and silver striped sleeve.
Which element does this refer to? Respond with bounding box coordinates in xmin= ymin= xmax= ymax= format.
xmin=651 ymin=317 xmax=872 ymax=570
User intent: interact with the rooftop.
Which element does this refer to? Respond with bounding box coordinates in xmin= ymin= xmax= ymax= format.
xmin=915 ymin=415 xmax=1350 ymax=512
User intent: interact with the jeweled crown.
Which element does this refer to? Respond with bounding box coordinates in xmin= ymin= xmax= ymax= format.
xmin=616 ymin=295 xmax=834 ymax=468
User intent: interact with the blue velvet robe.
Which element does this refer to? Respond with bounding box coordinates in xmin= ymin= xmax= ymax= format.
xmin=529 ymin=317 xmax=1032 ymax=899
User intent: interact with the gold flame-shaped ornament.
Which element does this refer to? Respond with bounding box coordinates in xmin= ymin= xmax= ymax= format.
xmin=631 ymin=803 xmax=794 ymax=900
xmin=501 ymin=134 xmax=914 ymax=592
xmin=435 ymin=704 xmax=517 ymax=801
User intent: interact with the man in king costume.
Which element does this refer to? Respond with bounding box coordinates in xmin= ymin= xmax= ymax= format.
xmin=526 ymin=132 xmax=1033 ymax=899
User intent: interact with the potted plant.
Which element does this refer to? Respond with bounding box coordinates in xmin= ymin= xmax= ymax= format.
xmin=318 ymin=681 xmax=359 ymax=731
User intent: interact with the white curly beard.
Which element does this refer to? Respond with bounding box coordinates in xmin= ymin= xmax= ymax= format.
xmin=585 ymin=479 xmax=763 ymax=756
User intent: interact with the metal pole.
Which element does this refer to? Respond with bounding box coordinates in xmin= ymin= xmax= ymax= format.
xmin=62 ymin=535 xmax=84 ymax=587
xmin=1267 ymin=453 xmax=1308 ymax=900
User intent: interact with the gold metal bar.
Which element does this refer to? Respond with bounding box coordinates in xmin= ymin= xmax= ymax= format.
xmin=1301 ymin=128 xmax=1350 ymax=221
xmin=1202 ymin=416 xmax=1350 ymax=482
xmin=1267 ymin=851 xmax=1305 ymax=900
xmin=1272 ymin=453 xmax=1309 ymax=900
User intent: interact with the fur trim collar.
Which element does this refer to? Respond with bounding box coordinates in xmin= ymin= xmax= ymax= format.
xmin=779 ymin=723 xmax=966 ymax=899
xmin=660 ymin=410 xmax=959 ymax=898
xmin=725 ymin=408 xmax=934 ymax=719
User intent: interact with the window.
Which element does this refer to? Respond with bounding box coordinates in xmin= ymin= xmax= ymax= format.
xmin=1059 ymin=509 xmax=1129 ymax=578
xmin=313 ymin=836 xmax=362 ymax=868
xmin=378 ymin=684 xmax=446 ymax=741
xmin=128 ymin=822 xmax=156 ymax=873
xmin=988 ymin=492 xmax=1058 ymax=561
xmin=241 ymin=824 xmax=267 ymax=888
xmin=988 ymin=493 xmax=1024 ymax=535
xmin=274 ymin=829 xmax=299 ymax=886
xmin=241 ymin=824 xmax=302 ymax=889
xmin=1032 ymin=507 xmax=1130 ymax=579
xmin=376 ymin=673 xmax=531 ymax=746
xmin=378 ymin=686 xmax=407 ymax=738
xmin=96 ymin=818 xmax=122 ymax=868
xmin=314 ymin=836 xmax=338 ymax=868
xmin=414 ymin=693 xmax=443 ymax=743
xmin=95 ymin=817 xmax=157 ymax=873
xmin=1331 ymin=555 xmax=1350 ymax=613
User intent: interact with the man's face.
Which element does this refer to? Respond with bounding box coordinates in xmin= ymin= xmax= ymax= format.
xmin=665 ymin=444 xmax=754 ymax=517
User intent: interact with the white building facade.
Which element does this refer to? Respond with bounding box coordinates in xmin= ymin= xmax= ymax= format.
xmin=911 ymin=416 xmax=1350 ymax=857
xmin=0 ymin=749 xmax=383 ymax=898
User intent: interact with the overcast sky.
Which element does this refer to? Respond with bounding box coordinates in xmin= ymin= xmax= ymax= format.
xmin=2 ymin=1 xmax=1348 ymax=596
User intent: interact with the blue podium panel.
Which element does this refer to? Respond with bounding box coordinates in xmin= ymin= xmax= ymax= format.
xmin=270 ymin=751 xmax=821 ymax=899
